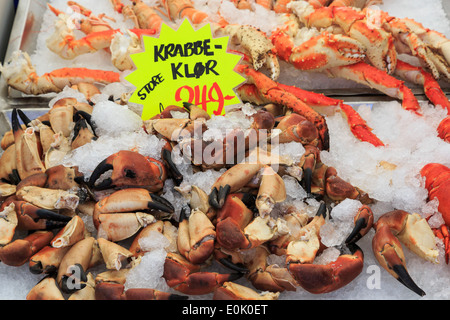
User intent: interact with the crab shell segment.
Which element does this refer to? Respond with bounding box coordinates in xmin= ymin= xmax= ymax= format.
xmin=12 ymin=109 xmax=46 ymax=180
xmin=16 ymin=186 xmax=80 ymax=211
xmin=177 ymin=208 xmax=216 ymax=265
xmin=88 ymin=150 xmax=167 ymax=192
xmin=93 ymin=188 xmax=174 ymax=229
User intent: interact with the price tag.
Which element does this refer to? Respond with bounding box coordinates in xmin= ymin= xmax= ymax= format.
xmin=125 ymin=19 xmax=245 ymax=120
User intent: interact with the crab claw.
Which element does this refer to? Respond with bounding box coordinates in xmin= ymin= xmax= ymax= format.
xmin=0 ymin=231 xmax=54 ymax=266
xmin=215 ymin=193 xmax=255 ymax=251
xmin=177 ymin=206 xmax=216 ymax=265
xmin=16 ymin=186 xmax=80 ymax=211
xmin=164 ymin=252 xmax=244 ymax=295
xmin=29 ymin=245 xmax=71 ymax=275
xmin=17 ymin=165 xmax=84 ymax=191
xmin=12 ymin=108 xmax=46 ymax=180
xmin=372 ymin=210 xmax=439 ymax=296
xmin=57 ymin=236 xmax=100 ymax=293
xmin=256 ymin=166 xmax=286 ymax=217
xmin=93 ymin=188 xmax=174 ymax=226
xmin=96 ymin=212 xmax=155 ymax=242
xmin=312 ymin=163 xmax=372 ymax=204
xmin=5 ymin=199 xmax=71 ymax=231
xmin=345 ymin=204 xmax=374 ymax=244
xmin=209 ymin=163 xmax=264 ymax=209
xmin=213 ymin=281 xmax=280 ymax=300
xmin=88 ymin=150 xmax=167 ymax=192
xmin=95 ymin=282 xmax=188 ymax=300
xmin=0 ymin=144 xmax=20 ymax=185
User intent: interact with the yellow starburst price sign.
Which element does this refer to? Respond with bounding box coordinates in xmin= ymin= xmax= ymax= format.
xmin=125 ymin=19 xmax=246 ymax=120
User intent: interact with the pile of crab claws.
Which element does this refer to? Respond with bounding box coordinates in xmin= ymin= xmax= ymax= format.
xmin=209 ymin=184 xmax=231 ymax=209
xmin=302 ymin=166 xmax=313 ymax=195
xmin=315 ymin=201 xmax=328 ymax=219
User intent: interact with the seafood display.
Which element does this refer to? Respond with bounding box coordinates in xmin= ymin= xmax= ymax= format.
xmin=0 ymin=0 xmax=450 ymax=301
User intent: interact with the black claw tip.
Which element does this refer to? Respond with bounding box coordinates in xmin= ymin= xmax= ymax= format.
xmin=218 ymin=185 xmax=231 ymax=208
xmin=219 ymin=258 xmax=249 ymax=273
xmin=315 ymin=201 xmax=327 ymax=219
xmin=345 ymin=217 xmax=366 ymax=245
xmin=302 ymin=167 xmax=313 ymax=195
xmin=169 ymin=294 xmax=189 ymax=300
xmin=392 ymin=264 xmax=426 ymax=297
xmin=162 ymin=148 xmax=183 ymax=186
xmin=88 ymin=159 xmax=113 ymax=188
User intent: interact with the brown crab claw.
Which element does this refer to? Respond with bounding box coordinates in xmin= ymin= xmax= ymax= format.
xmin=372 ymin=210 xmax=439 ymax=297
xmin=88 ymin=151 xmax=167 ymax=192
xmin=93 ymin=188 xmax=174 ymax=225
xmin=0 ymin=231 xmax=54 ymax=266
xmin=177 ymin=206 xmax=216 ymax=265
xmin=288 ymin=243 xmax=365 ymax=294
xmin=57 ymin=237 xmax=97 ymax=294
xmin=26 ymin=275 xmax=65 ymax=300
xmin=13 ymin=200 xmax=72 ymax=230
xmin=164 ymin=252 xmax=244 ymax=295
xmin=12 ymin=109 xmax=46 ymax=180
